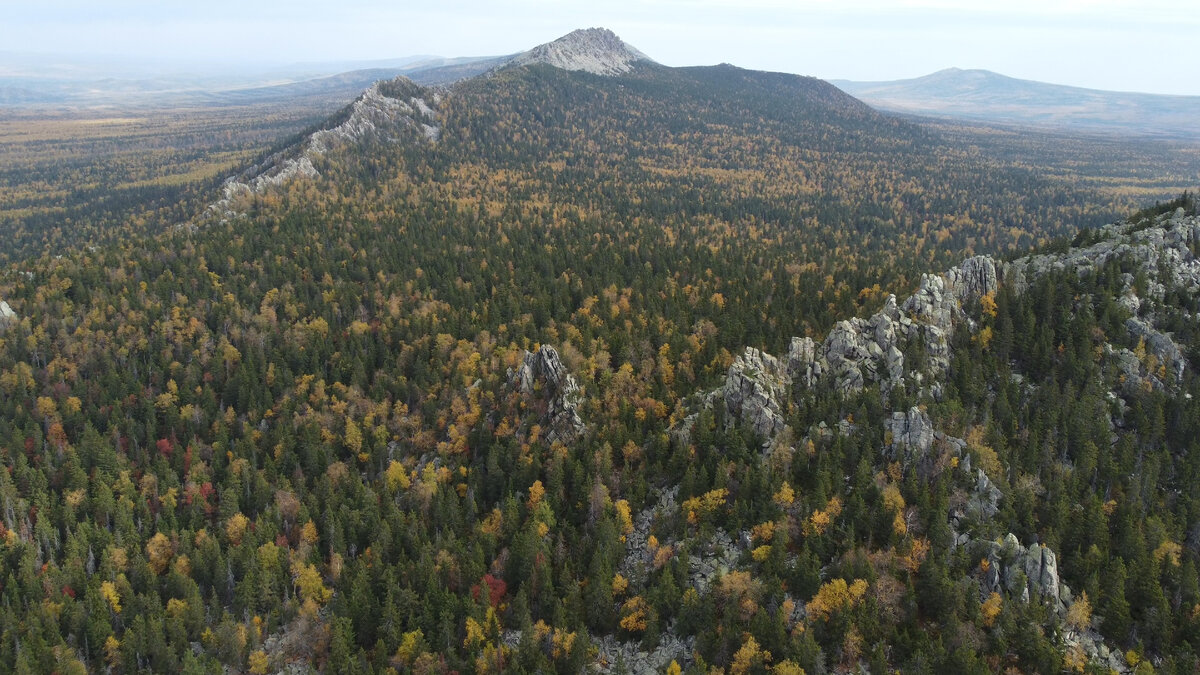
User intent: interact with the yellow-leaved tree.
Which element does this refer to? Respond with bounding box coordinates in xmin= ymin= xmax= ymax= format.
xmin=146 ymin=532 xmax=173 ymax=575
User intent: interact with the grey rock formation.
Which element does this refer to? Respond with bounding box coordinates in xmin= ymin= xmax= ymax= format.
xmin=308 ymin=83 xmax=441 ymax=153
xmin=593 ymin=633 xmax=694 ymax=674
xmin=705 ymin=255 xmax=1008 ymax=442
xmin=508 ymin=28 xmax=653 ymax=76
xmin=783 ymin=298 xmax=907 ymax=398
xmin=686 ymin=530 xmax=741 ymax=593
xmin=821 ymin=319 xmax=874 ymax=394
xmin=976 ymin=534 xmax=1071 ymax=616
xmin=1126 ymin=316 xmax=1187 ymax=381
xmin=723 ymin=347 xmax=790 ymax=441
xmin=619 ymin=489 xmax=678 ymax=586
xmin=1006 ymin=212 xmax=1200 ymax=300
xmin=946 ymin=255 xmax=1000 ymax=304
xmin=1002 ymin=212 xmax=1199 ymax=396
xmin=0 ymin=300 xmax=16 ymax=327
xmin=786 ymin=336 xmax=820 ymax=388
xmin=888 ymin=407 xmax=936 ymax=457
xmin=510 ymin=345 xmax=586 ymax=444
xmin=1062 ymin=626 xmax=1132 ymax=674
xmin=966 ymin=469 xmax=1002 ymax=523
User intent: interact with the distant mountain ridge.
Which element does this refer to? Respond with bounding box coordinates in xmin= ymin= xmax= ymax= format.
xmin=834 ymin=68 xmax=1200 ymax=140
xmin=0 ymin=29 xmax=654 ymax=106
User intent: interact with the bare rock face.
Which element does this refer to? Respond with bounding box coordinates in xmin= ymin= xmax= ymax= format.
xmin=946 ymin=255 xmax=1000 ymax=305
xmin=1126 ymin=316 xmax=1188 ymax=381
xmin=1004 ymin=212 xmax=1200 ymax=396
xmin=309 ymin=82 xmax=442 ymax=153
xmin=511 ymin=345 xmax=586 ymax=444
xmin=967 ymin=468 xmax=1002 ymax=522
xmin=723 ymin=347 xmax=790 ymax=441
xmin=821 ymin=319 xmax=873 ymax=394
xmin=1006 ymin=212 xmax=1200 ymax=300
xmin=887 ymin=407 xmax=936 ymax=457
xmin=0 ymin=300 xmax=16 ymax=328
xmin=786 ymin=336 xmax=820 ymax=388
xmin=508 ymin=27 xmax=652 ymax=76
xmin=786 ymin=294 xmax=913 ymax=398
xmin=976 ymin=534 xmax=1071 ymax=616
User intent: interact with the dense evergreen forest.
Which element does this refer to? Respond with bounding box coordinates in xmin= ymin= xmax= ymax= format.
xmin=0 ymin=58 xmax=1199 ymax=673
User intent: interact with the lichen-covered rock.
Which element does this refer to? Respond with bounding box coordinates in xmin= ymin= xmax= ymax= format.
xmin=888 ymin=407 xmax=936 ymax=456
xmin=619 ymin=489 xmax=679 ymax=586
xmin=946 ymin=255 xmax=1000 ymax=304
xmin=0 ymin=300 xmax=16 ymax=328
xmin=510 ymin=345 xmax=586 ymax=444
xmin=723 ymin=347 xmax=790 ymax=441
xmin=592 ymin=633 xmax=695 ymax=674
xmin=967 ymin=469 xmax=1002 ymax=522
xmin=1005 ymin=212 xmax=1200 ymax=302
xmin=976 ymin=534 xmax=1070 ymax=616
xmin=1126 ymin=316 xmax=1187 ymax=381
xmin=786 ymin=336 xmax=819 ymax=388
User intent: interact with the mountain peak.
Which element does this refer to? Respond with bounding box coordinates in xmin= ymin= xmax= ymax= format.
xmin=508 ymin=27 xmax=652 ymax=76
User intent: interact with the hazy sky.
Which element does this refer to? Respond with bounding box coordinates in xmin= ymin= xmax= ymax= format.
xmin=4 ymin=0 xmax=1198 ymax=95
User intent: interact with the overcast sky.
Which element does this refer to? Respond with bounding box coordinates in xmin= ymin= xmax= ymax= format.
xmin=4 ymin=0 xmax=1198 ymax=95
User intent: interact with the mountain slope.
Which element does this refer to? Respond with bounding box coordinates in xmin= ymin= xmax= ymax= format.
xmin=835 ymin=68 xmax=1200 ymax=139
xmin=3 ymin=28 xmax=1200 ymax=675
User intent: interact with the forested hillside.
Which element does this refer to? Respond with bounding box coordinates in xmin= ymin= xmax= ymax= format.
xmin=0 ymin=46 xmax=1199 ymax=674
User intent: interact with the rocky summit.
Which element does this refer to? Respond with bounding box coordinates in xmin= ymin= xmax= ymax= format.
xmin=507 ymin=27 xmax=652 ymax=76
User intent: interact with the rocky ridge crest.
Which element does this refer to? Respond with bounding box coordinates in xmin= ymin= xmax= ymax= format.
xmin=203 ymin=80 xmax=442 ymax=224
xmin=711 ymin=210 xmax=1199 ymax=450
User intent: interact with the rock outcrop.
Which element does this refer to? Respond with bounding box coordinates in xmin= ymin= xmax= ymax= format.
xmin=887 ymin=407 xmax=937 ymax=457
xmin=1007 ymin=210 xmax=1199 ymax=394
xmin=593 ymin=633 xmax=694 ymax=674
xmin=1006 ymin=209 xmax=1200 ymax=298
xmin=709 ymin=212 xmax=1200 ymax=446
xmin=0 ymin=300 xmax=16 ymax=328
xmin=723 ymin=348 xmax=790 ymax=441
xmin=709 ymin=255 xmax=1007 ymax=444
xmin=507 ymin=27 xmax=653 ymax=76
xmin=1126 ymin=316 xmax=1187 ymax=381
xmin=977 ymin=534 xmax=1070 ymax=615
xmin=510 ymin=345 xmax=586 ymax=444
